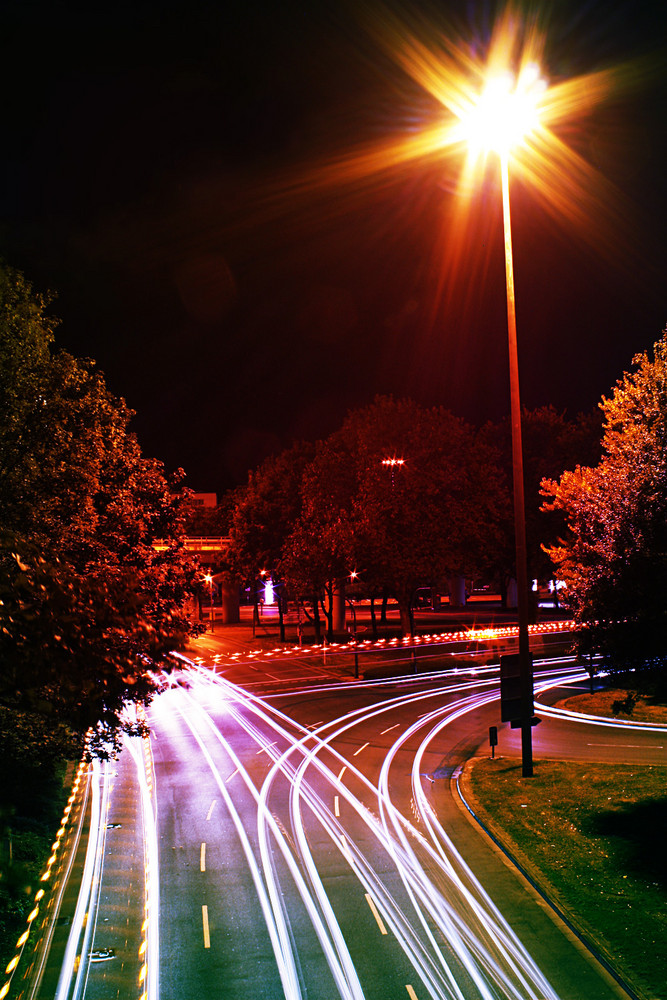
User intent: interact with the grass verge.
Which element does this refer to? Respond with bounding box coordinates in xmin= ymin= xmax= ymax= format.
xmin=463 ymin=756 xmax=667 ymax=999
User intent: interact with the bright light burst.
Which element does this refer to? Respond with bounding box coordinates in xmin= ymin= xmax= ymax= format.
xmin=371 ymin=4 xmax=624 ymax=242
xmin=458 ymin=65 xmax=546 ymax=157
xmin=282 ymin=3 xmax=633 ymax=294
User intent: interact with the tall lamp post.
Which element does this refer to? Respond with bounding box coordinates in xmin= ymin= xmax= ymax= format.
xmin=463 ymin=69 xmax=545 ymax=777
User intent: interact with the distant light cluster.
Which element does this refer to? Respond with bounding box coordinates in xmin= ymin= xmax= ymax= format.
xmin=194 ymin=620 xmax=575 ymax=666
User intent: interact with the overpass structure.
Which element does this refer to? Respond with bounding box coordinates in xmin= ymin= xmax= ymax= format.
xmin=153 ymin=536 xmax=230 ymax=565
xmin=154 ymin=537 xmax=239 ymax=623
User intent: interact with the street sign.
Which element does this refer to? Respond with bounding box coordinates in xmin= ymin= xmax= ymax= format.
xmin=500 ymin=652 xmax=534 ymax=724
xmin=500 ymin=653 xmax=522 ymax=722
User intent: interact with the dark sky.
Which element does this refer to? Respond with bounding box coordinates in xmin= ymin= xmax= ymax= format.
xmin=1 ymin=0 xmax=666 ymax=494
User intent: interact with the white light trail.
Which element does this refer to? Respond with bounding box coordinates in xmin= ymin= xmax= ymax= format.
xmin=217 ymin=669 xmax=556 ymax=997
xmin=157 ymin=660 xmax=616 ymax=999
xmin=123 ymin=729 xmax=161 ymax=1000
xmin=54 ymin=758 xmax=111 ymax=1000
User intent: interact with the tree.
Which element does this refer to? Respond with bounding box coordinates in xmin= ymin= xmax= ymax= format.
xmin=542 ymin=331 xmax=667 ymax=695
xmin=0 ymin=263 xmax=201 ymax=760
xmin=482 ymin=406 xmax=602 ymax=605
xmin=228 ymin=441 xmax=316 ymax=635
xmin=279 ymin=439 xmax=356 ymax=639
xmin=283 ymin=397 xmax=508 ymax=635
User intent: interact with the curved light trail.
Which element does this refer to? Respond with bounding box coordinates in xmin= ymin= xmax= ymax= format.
xmin=54 ymin=757 xmax=111 ymax=1000
xmin=151 ymin=658 xmax=604 ymax=999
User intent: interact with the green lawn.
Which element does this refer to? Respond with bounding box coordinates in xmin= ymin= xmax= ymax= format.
xmin=464 ymin=752 xmax=667 ymax=999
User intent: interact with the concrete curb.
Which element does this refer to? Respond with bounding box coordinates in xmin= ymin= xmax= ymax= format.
xmin=452 ymin=757 xmax=644 ymax=1000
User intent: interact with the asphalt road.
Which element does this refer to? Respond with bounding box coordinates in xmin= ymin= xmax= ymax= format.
xmin=144 ymin=645 xmax=662 ymax=1000
xmin=30 ymin=633 xmax=665 ymax=1000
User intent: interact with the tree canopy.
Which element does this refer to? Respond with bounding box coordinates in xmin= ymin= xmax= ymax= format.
xmin=0 ymin=264 xmax=201 ymax=762
xmin=483 ymin=405 xmax=602 ymax=599
xmin=542 ymin=331 xmax=667 ymax=694
xmin=230 ymin=396 xmax=511 ymax=635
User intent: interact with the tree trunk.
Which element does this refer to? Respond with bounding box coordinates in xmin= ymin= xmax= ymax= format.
xmin=278 ymin=591 xmax=285 ymax=642
xmin=398 ymin=601 xmax=413 ymax=637
xmin=381 ymin=589 xmax=389 ymax=624
xmin=312 ymin=596 xmax=321 ymax=643
xmin=370 ymin=596 xmax=378 ymax=640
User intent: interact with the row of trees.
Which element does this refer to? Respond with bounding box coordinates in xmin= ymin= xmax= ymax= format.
xmin=5 ymin=254 xmax=664 ymax=764
xmin=0 ymin=264 xmax=202 ymax=770
xmin=230 ymin=326 xmax=667 ymax=700
xmin=227 ymin=395 xmax=600 ymax=638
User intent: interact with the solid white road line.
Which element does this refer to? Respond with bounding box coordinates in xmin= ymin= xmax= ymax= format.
xmin=364 ymin=893 xmax=387 ymax=935
xmin=202 ymin=905 xmax=210 ymax=949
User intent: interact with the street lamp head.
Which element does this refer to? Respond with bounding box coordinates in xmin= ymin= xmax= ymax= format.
xmin=463 ymin=64 xmax=545 ymax=157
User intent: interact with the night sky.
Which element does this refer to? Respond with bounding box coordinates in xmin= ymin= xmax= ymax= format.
xmin=1 ymin=0 xmax=666 ymax=494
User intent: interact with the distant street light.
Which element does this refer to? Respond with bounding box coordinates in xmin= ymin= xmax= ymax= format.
xmin=382 ymin=457 xmax=405 ymax=488
xmin=460 ymin=65 xmax=546 ymax=777
xmin=204 ymin=572 xmax=214 ymax=632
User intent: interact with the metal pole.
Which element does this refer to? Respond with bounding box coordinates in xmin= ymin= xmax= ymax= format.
xmin=500 ymin=152 xmax=533 ymax=778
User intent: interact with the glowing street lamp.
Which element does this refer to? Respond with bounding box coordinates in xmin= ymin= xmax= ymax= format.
xmin=382 ymin=457 xmax=405 ymax=488
xmin=293 ymin=6 xmax=618 ymax=773
xmin=460 ymin=66 xmax=546 ymax=777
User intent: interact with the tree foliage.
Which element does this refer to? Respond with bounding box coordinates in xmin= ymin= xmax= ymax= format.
xmin=542 ymin=332 xmax=667 ymax=693
xmin=0 ymin=264 xmax=201 ymax=759
xmin=229 ymin=396 xmax=509 ymax=635
xmin=482 ymin=405 xmax=602 ymax=597
xmin=228 ymin=441 xmax=316 ymax=584
xmin=297 ymin=397 xmax=508 ymax=631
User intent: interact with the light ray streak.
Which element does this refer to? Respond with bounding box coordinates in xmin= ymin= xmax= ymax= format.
xmin=403 ymin=702 xmax=558 ymax=998
xmin=279 ymin=716 xmax=468 ymax=998
xmin=176 ymin=664 xmax=582 ymax=998
xmin=372 ymin=677 xmax=573 ymax=997
xmin=25 ymin=764 xmax=90 ymax=1000
xmin=166 ymin=699 xmax=303 ymax=1000
xmin=285 ymin=725 xmax=472 ymax=999
xmin=123 ymin=730 xmax=161 ymax=1000
xmin=54 ymin=759 xmax=109 ymax=1000
xmin=190 ymin=672 xmax=502 ymax=996
xmin=374 ymin=692 xmax=543 ymax=999
xmin=271 ymin=670 xmax=576 ymax=994
xmin=209 ymin=671 xmax=556 ymax=997
xmin=70 ymin=758 xmax=112 ymax=1000
xmin=169 ymin=686 xmax=380 ymax=999
xmin=534 ymin=677 xmax=667 ymax=733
